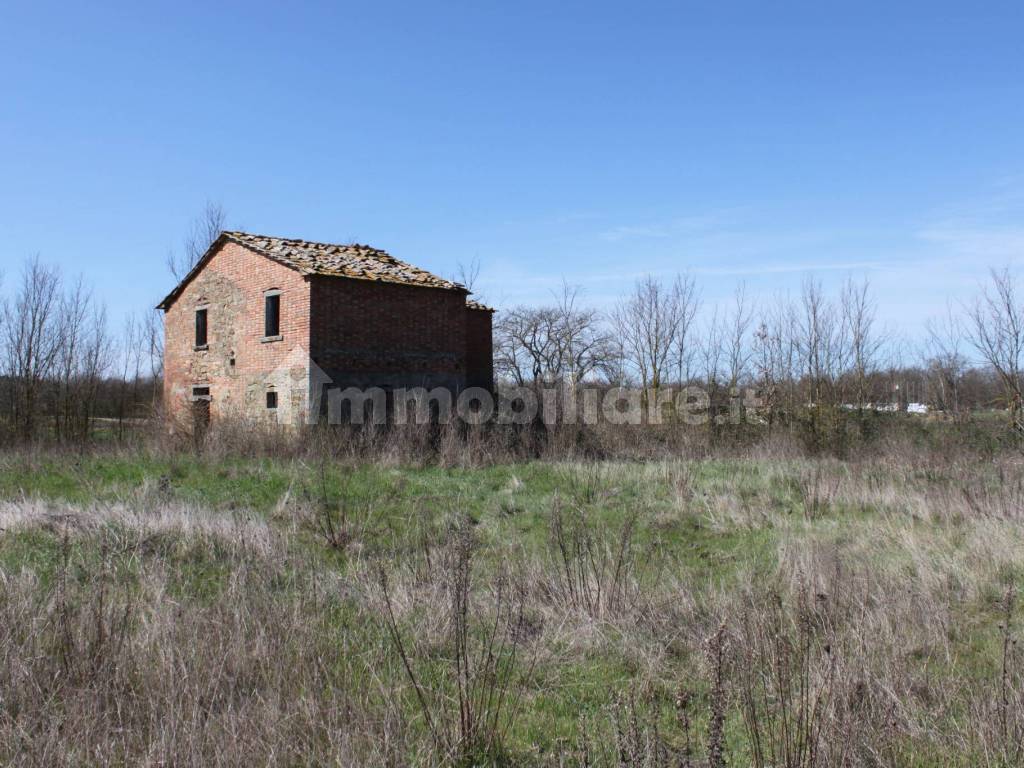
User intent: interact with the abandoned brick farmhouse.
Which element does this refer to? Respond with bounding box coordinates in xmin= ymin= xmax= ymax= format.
xmin=158 ymin=231 xmax=493 ymax=426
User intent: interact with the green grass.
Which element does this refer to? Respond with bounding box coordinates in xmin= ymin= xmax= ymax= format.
xmin=0 ymin=453 xmax=774 ymax=573
xmin=1 ymin=448 xmax=1021 ymax=765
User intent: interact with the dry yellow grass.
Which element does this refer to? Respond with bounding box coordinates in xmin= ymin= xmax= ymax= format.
xmin=0 ymin=446 xmax=1021 ymax=765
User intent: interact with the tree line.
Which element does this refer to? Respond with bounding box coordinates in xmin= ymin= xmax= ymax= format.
xmin=494 ymin=268 xmax=1024 ymax=431
xmin=0 ymin=257 xmax=163 ymax=442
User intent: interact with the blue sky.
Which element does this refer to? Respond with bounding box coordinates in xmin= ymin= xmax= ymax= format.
xmin=2 ymin=1 xmax=1023 ymax=337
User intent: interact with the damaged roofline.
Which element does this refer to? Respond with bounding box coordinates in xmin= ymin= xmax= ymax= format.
xmin=155 ymin=231 xmax=473 ymax=311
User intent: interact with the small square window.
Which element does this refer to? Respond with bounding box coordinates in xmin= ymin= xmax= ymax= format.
xmin=266 ymin=391 xmax=278 ymax=409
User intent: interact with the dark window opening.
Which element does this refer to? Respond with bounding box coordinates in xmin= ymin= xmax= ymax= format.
xmin=192 ymin=386 xmax=210 ymax=400
xmin=264 ymin=293 xmax=280 ymax=337
xmin=266 ymin=391 xmax=278 ymax=409
xmin=195 ymin=308 xmax=208 ymax=347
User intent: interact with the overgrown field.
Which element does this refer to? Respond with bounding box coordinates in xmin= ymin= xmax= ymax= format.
xmin=1 ymin=447 xmax=1022 ymax=766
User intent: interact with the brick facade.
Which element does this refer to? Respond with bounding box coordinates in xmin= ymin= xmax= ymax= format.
xmin=465 ymin=307 xmax=494 ymax=391
xmin=161 ymin=236 xmax=493 ymax=427
xmin=309 ymin=276 xmax=468 ymax=390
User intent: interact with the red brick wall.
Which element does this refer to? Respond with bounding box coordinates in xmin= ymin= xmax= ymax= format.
xmin=162 ymin=241 xmax=496 ymax=426
xmin=309 ymin=277 xmax=469 ymax=389
xmin=465 ymin=308 xmax=494 ymax=392
xmin=162 ymin=241 xmax=311 ymax=425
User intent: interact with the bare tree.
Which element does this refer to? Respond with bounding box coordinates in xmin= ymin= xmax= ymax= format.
xmin=166 ymin=201 xmax=227 ymax=281
xmin=725 ymin=281 xmax=755 ymax=389
xmin=495 ymin=306 xmax=561 ymax=386
xmin=754 ymin=291 xmax=800 ymax=428
xmin=117 ymin=313 xmax=146 ymax=435
xmin=698 ymin=304 xmax=726 ymax=393
xmin=0 ymin=270 xmax=6 ymax=434
xmin=613 ymin=275 xmax=690 ymax=392
xmin=795 ymin=277 xmax=848 ymax=407
xmin=841 ymin=276 xmax=884 ymax=408
xmin=670 ymin=273 xmax=701 ymax=385
xmin=924 ymin=300 xmax=968 ymax=414
xmin=550 ymin=283 xmax=616 ymax=387
xmin=495 ymin=284 xmax=614 ymax=387
xmin=454 ymin=256 xmax=482 ymax=294
xmin=53 ymin=277 xmax=93 ymax=439
xmin=967 ymin=267 xmax=1024 ymax=430
xmin=69 ymin=301 xmax=112 ymax=440
xmin=0 ymin=257 xmax=118 ymax=442
xmin=2 ymin=256 xmax=64 ymax=438
xmin=144 ymin=308 xmax=164 ymax=383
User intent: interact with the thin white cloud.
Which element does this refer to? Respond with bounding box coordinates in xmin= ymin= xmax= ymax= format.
xmin=916 ymin=226 xmax=1024 ymax=262
xmin=597 ymin=214 xmax=729 ymax=242
xmin=690 ymin=259 xmax=890 ymax=276
xmin=914 ymin=179 xmax=1024 ymax=264
xmin=598 ymin=224 xmax=672 ymax=241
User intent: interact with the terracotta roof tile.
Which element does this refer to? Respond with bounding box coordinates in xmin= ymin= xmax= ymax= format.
xmin=223 ymin=231 xmax=465 ymax=291
xmin=157 ymin=230 xmax=477 ymax=310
